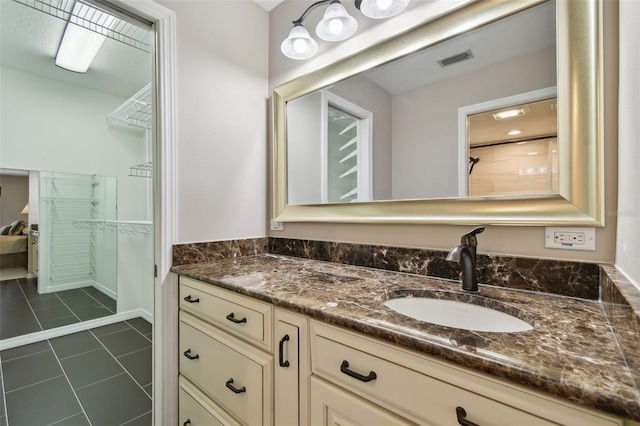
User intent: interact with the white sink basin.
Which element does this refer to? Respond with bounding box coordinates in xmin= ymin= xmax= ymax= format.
xmin=383 ymin=297 xmax=533 ymax=333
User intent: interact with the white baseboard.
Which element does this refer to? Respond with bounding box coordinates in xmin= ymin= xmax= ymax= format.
xmin=39 ymin=280 xmax=94 ymax=294
xmin=0 ymin=309 xmax=153 ymax=351
xmin=93 ymin=280 xmax=117 ymax=300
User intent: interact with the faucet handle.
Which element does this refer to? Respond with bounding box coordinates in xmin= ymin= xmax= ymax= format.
xmin=461 ymin=226 xmax=484 ymax=246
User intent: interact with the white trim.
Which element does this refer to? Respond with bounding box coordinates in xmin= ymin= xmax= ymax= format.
xmin=320 ymin=92 xmax=329 ymax=203
xmin=321 ymin=91 xmax=374 ymax=203
xmin=101 ymin=1 xmax=177 ymax=425
xmin=0 ymin=309 xmax=152 ymax=351
xmin=456 ymin=86 xmax=558 ymax=197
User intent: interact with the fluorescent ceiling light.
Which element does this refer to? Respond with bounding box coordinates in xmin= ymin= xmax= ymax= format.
xmin=493 ymin=108 xmax=525 ymax=120
xmin=56 ymin=23 xmax=107 ymax=73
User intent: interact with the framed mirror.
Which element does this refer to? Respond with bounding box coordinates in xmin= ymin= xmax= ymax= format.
xmin=272 ymin=0 xmax=604 ymax=226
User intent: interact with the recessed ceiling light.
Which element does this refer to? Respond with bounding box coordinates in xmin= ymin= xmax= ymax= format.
xmin=493 ymin=108 xmax=525 ymax=120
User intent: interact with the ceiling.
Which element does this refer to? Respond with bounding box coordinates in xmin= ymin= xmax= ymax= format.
xmin=0 ymin=0 xmax=278 ymax=100
xmin=365 ymin=1 xmax=555 ymax=95
xmin=0 ymin=0 xmax=151 ymax=99
xmin=253 ymin=0 xmax=283 ymax=12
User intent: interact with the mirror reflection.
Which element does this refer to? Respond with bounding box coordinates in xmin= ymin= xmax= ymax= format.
xmin=468 ymin=97 xmax=558 ymax=197
xmin=286 ymin=0 xmax=556 ymax=205
xmin=0 ymin=169 xmax=118 ymax=339
xmin=0 ymin=0 xmax=153 ymax=344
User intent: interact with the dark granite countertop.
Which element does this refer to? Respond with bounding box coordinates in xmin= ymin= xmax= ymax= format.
xmin=171 ymin=254 xmax=640 ymax=421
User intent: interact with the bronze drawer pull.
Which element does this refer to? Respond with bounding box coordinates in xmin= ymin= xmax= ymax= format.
xmin=183 ymin=420 xmax=191 ymax=426
xmin=340 ymin=360 xmax=377 ymax=383
xmin=183 ymin=295 xmax=199 ymax=303
xmin=225 ymin=378 xmax=246 ymax=394
xmin=278 ymin=334 xmax=290 ymax=367
xmin=456 ymin=407 xmax=480 ymax=426
xmin=183 ymin=349 xmax=199 ymax=360
xmin=226 ymin=312 xmax=247 ymax=324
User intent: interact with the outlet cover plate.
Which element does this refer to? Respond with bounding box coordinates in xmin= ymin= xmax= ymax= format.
xmin=545 ymin=227 xmax=596 ymax=251
xmin=270 ymin=220 xmax=284 ymax=231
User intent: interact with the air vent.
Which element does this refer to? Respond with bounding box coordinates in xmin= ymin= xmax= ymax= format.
xmin=437 ymin=50 xmax=474 ymax=67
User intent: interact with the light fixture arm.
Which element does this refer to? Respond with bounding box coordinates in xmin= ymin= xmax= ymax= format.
xmin=291 ymin=0 xmax=373 ymax=25
xmin=291 ymin=0 xmax=332 ymax=25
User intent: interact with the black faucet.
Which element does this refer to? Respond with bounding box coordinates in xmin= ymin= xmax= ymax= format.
xmin=446 ymin=226 xmax=484 ymax=291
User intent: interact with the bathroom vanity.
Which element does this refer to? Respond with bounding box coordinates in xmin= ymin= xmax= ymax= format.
xmin=173 ymin=255 xmax=640 ymax=425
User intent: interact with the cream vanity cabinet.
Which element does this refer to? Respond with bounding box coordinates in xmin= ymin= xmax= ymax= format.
xmin=178 ymin=276 xmax=309 ymax=426
xmin=310 ymin=321 xmax=625 ymax=426
xmin=178 ymin=276 xmax=627 ymax=426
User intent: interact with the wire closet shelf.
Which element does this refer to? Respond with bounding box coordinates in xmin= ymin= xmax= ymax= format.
xmin=73 ymin=220 xmax=152 ymax=236
xmin=13 ymin=0 xmax=151 ymax=52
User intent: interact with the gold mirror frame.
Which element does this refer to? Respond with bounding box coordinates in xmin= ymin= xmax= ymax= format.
xmin=272 ymin=0 xmax=604 ymax=226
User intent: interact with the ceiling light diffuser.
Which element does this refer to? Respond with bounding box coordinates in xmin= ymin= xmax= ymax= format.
xmin=493 ymin=108 xmax=525 ymax=120
xmin=55 ymin=23 xmax=106 ymax=73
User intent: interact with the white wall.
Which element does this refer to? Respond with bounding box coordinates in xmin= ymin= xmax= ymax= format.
xmin=155 ymin=0 xmax=269 ymax=244
xmin=287 ymin=92 xmax=323 ymax=204
xmin=616 ymin=0 xmax=640 ymax=288
xmin=0 ymin=174 xmax=29 ymax=226
xmin=0 ymin=67 xmax=153 ymax=315
xmin=392 ymin=47 xmax=556 ymax=199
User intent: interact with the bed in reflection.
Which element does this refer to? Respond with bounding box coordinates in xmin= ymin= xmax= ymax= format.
xmin=0 ymin=220 xmax=28 ymax=270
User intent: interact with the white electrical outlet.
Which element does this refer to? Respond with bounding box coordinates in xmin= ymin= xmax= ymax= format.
xmin=270 ymin=220 xmax=284 ymax=231
xmin=545 ymin=227 xmax=596 ymax=251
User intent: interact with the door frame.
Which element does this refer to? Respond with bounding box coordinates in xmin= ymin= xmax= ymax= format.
xmin=101 ymin=0 xmax=177 ymax=424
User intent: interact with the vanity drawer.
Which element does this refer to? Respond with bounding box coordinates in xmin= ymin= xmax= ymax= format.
xmin=179 ymin=376 xmax=240 ymax=426
xmin=180 ymin=311 xmax=272 ymax=426
xmin=180 ymin=276 xmax=272 ymax=351
xmin=310 ymin=321 xmax=621 ymax=426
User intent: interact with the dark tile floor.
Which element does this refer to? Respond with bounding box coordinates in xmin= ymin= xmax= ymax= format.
xmin=0 ymin=318 xmax=152 ymax=426
xmin=0 ymin=278 xmax=116 ymax=340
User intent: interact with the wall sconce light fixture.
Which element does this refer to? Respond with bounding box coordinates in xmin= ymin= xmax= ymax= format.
xmin=281 ymin=0 xmax=409 ymax=60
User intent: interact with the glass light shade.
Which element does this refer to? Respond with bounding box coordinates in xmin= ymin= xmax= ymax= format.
xmin=359 ymin=0 xmax=409 ymax=19
xmin=55 ymin=23 xmax=107 ymax=73
xmin=281 ymin=25 xmax=319 ymax=60
xmin=316 ymin=1 xmax=358 ymax=42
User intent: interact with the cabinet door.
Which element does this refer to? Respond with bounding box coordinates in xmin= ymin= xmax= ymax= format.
xmin=275 ymin=309 xmax=310 ymax=426
xmin=310 ymin=377 xmax=414 ymax=426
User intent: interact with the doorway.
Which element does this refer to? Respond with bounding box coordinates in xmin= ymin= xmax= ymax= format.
xmin=0 ymin=0 xmax=177 ymax=423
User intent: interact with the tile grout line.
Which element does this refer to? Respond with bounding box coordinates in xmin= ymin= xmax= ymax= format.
xmin=125 ymin=319 xmax=153 ymax=343
xmin=90 ymin=328 xmax=153 ymax=401
xmin=0 ymin=347 xmax=52 ymax=363
xmin=117 ymin=344 xmax=152 ymax=360
xmin=74 ymin=372 xmax=127 ymax=392
xmin=47 ymin=410 xmax=86 ymax=426
xmin=0 ymin=349 xmax=9 ymax=426
xmin=120 ymin=409 xmax=152 ymax=426
xmin=46 ymin=340 xmax=93 ymax=426
xmin=77 ymin=287 xmax=116 ymax=316
xmin=54 ymin=293 xmax=85 ymax=324
xmin=17 ymin=278 xmax=45 ymax=332
xmin=57 ymin=346 xmax=104 ymax=362
xmin=3 ymin=374 xmax=66 ymax=394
